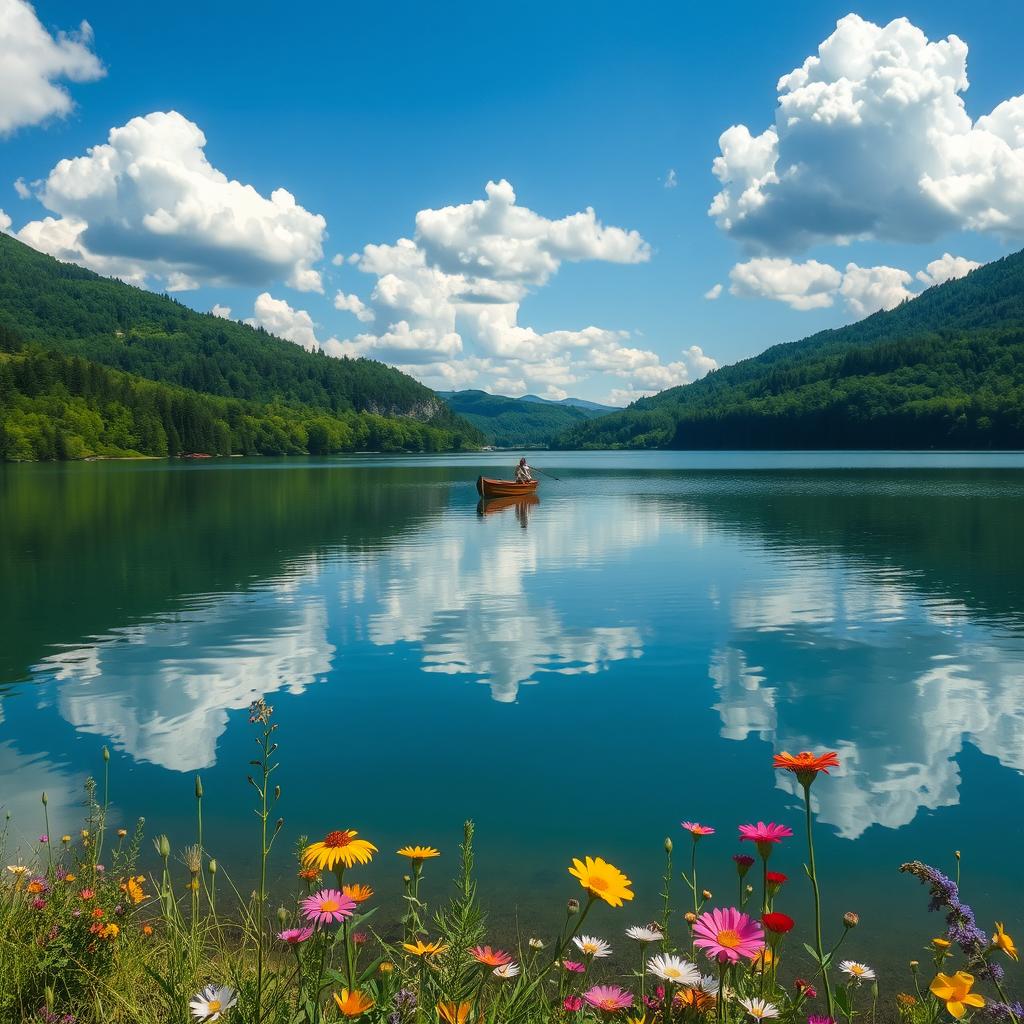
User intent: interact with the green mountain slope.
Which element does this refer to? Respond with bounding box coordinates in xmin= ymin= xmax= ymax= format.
xmin=0 ymin=232 xmax=469 ymax=429
xmin=558 ymin=250 xmax=1024 ymax=450
xmin=440 ymin=389 xmax=609 ymax=447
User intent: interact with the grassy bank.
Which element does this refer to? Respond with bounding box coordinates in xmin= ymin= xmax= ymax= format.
xmin=1 ymin=701 xmax=1017 ymax=1024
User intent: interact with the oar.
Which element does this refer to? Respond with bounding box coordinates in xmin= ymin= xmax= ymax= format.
xmin=532 ymin=466 xmax=562 ymax=482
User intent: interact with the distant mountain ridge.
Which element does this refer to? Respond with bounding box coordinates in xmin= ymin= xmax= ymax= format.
xmin=440 ymin=389 xmax=612 ymax=447
xmin=518 ymin=394 xmax=617 ymax=413
xmin=558 ymin=249 xmax=1024 ymax=450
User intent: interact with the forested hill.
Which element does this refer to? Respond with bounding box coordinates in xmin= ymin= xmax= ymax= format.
xmin=558 ymin=248 xmax=1024 ymax=450
xmin=0 ymin=232 xmax=458 ymax=426
xmin=440 ymin=389 xmax=609 ymax=447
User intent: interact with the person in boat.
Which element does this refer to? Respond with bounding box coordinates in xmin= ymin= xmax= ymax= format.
xmin=514 ymin=457 xmax=533 ymax=483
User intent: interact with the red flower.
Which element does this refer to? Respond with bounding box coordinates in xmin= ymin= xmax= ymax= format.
xmin=762 ymin=912 xmax=795 ymax=934
xmin=766 ymin=871 xmax=787 ymax=886
xmin=773 ymin=750 xmax=840 ymax=785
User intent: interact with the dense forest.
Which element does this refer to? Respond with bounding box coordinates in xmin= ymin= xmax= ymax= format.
xmin=440 ymin=389 xmax=609 ymax=447
xmin=0 ymin=332 xmax=476 ymax=461
xmin=0 ymin=234 xmax=483 ymax=460
xmin=558 ymin=248 xmax=1024 ymax=449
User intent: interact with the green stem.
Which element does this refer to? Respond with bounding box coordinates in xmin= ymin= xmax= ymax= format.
xmin=803 ymin=781 xmax=833 ymax=1017
xmin=661 ymin=843 xmax=673 ymax=953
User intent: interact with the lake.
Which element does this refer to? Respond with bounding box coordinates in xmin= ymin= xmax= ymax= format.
xmin=3 ymin=451 xmax=1024 ymax=974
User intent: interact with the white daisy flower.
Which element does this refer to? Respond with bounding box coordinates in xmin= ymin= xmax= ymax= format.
xmin=738 ymin=997 xmax=779 ymax=1020
xmin=627 ymin=925 xmax=665 ymax=943
xmin=528 ymin=937 xmax=545 ymax=949
xmin=573 ymin=934 xmax=612 ymax=958
xmin=189 ymin=985 xmax=237 ymax=1021
xmin=647 ymin=953 xmax=701 ymax=986
xmin=840 ymin=961 xmax=876 ymax=982
xmin=697 ymin=974 xmax=721 ymax=995
xmin=493 ymin=962 xmax=520 ymax=979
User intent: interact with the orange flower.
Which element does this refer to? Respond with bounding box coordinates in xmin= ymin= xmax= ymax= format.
xmin=773 ymin=751 xmax=840 ymax=786
xmin=436 ymin=1001 xmax=472 ymax=1024
xmin=27 ymin=880 xmax=45 ymax=894
xmin=120 ymin=877 xmax=146 ymax=904
xmin=298 ymin=868 xmax=319 ymax=881
xmin=142 ymin=924 xmax=154 ymax=936
xmin=470 ymin=945 xmax=513 ymax=967
xmin=334 ymin=989 xmax=375 ymax=1017
xmin=91 ymin=907 xmax=104 ymax=919
xmin=343 ymin=883 xmax=374 ymax=904
xmin=397 ymin=846 xmax=440 ymax=862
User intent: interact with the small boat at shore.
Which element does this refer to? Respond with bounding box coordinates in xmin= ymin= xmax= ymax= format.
xmin=476 ymin=476 xmax=539 ymax=498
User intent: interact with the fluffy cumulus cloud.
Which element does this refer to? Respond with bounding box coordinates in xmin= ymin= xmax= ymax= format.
xmin=0 ymin=208 xmax=10 ymax=233
xmin=704 ymin=283 xmax=722 ymax=300
xmin=0 ymin=0 xmax=104 ymax=135
xmin=730 ymin=251 xmax=980 ymax=315
xmin=710 ymin=14 xmax=1024 ymax=253
xmin=329 ymin=180 xmax=713 ymax=403
xmin=210 ymin=304 xmax=232 ymax=319
xmin=13 ymin=110 xmax=327 ymax=292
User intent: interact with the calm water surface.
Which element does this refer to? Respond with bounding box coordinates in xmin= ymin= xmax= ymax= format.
xmin=3 ymin=451 xmax=1024 ymax=972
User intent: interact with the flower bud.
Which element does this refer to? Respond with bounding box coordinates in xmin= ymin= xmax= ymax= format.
xmin=277 ymin=906 xmax=288 ymax=926
xmin=102 ymin=746 xmax=110 ymax=763
xmin=745 ymin=884 xmax=754 ymax=894
xmin=208 ymin=859 xmax=217 ymax=875
xmin=702 ymin=889 xmax=712 ymax=901
xmin=954 ymin=850 xmax=961 ymax=860
xmin=274 ymin=785 xmax=281 ymax=801
xmin=843 ymin=912 xmax=859 ymax=929
xmin=41 ymin=792 xmax=48 ymax=806
xmin=155 ymin=834 xmax=171 ymax=859
xmin=909 ymin=960 xmax=919 ymax=972
xmin=664 ymin=837 xmax=673 ymax=854
xmin=529 ymin=937 xmax=545 ymax=949
xmin=567 ymin=898 xmax=580 ymax=915
xmin=684 ymin=912 xmax=697 ymax=924
xmin=195 ymin=776 xmax=203 ymax=799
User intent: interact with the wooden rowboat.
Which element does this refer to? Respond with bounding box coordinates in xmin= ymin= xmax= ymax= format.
xmin=476 ymin=476 xmax=539 ymax=498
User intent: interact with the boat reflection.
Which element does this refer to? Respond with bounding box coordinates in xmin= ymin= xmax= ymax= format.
xmin=477 ymin=494 xmax=540 ymax=527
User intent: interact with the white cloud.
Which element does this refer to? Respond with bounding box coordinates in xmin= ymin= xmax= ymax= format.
xmin=704 ymin=283 xmax=723 ymax=300
xmin=333 ymin=289 xmax=373 ymax=322
xmin=730 ymin=253 xmax=982 ymax=316
xmin=13 ymin=177 xmax=31 ymax=199
xmin=246 ymin=292 xmax=335 ymax=353
xmin=729 ymin=257 xmax=843 ymax=310
xmin=0 ymin=208 xmax=10 ymax=233
xmin=839 ymin=262 xmax=915 ymax=317
xmin=330 ymin=180 xmax=704 ymax=398
xmin=0 ymin=0 xmax=104 ymax=135
xmin=14 ymin=110 xmax=327 ymax=292
xmin=710 ymin=14 xmax=1024 ymax=252
xmin=210 ymin=304 xmax=232 ymax=319
xmin=916 ymin=251 xmax=981 ymax=287
xmin=664 ymin=168 xmax=678 ymax=189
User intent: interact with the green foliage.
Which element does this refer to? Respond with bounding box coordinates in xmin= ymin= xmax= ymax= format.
xmin=558 ymin=250 xmax=1024 ymax=449
xmin=440 ymin=390 xmax=606 ymax=447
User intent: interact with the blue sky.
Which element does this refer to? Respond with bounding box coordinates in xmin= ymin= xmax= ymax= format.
xmin=3 ymin=0 xmax=1024 ymax=403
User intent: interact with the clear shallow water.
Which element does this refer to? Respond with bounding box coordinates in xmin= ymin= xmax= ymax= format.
xmin=3 ymin=452 xmax=1024 ymax=974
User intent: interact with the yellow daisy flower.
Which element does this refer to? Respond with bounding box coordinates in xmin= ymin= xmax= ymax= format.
xmin=302 ymin=830 xmax=377 ymax=872
xmin=568 ymin=856 xmax=634 ymax=907
xmin=397 ymin=845 xmax=441 ymax=862
xmin=403 ymin=939 xmax=448 ymax=957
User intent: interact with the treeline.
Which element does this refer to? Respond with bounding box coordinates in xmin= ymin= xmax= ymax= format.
xmin=0 ymin=344 xmax=475 ymax=461
xmin=559 ymin=249 xmax=1024 ymax=450
xmin=0 ymin=233 xmax=466 ymax=429
xmin=441 ymin=389 xmax=601 ymax=446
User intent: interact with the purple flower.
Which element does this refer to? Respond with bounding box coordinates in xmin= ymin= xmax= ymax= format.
xmin=32 ymin=897 xmax=46 ymax=910
xmin=984 ymin=1003 xmax=1024 ymax=1022
xmin=394 ymin=990 xmax=417 ymax=1009
xmin=39 ymin=835 xmax=49 ymax=844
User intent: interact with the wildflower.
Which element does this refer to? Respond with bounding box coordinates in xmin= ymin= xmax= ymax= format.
xmin=300 ymin=888 xmax=356 ymax=926
xmin=795 ymin=979 xmax=817 ymax=998
xmin=647 ymin=954 xmax=700 ymax=985
xmin=569 ymin=856 xmax=634 ymax=907
xmin=843 ymin=912 xmax=859 ymax=929
xmin=529 ymin=937 xmax=545 ymax=949
xmin=808 ymin=1018 xmax=837 ymax=1024
xmin=189 ymin=985 xmax=237 ymax=1021
xmin=395 ymin=990 xmax=417 ymax=1009
xmin=493 ymin=962 xmax=520 ymax=979
xmin=897 ymin=995 xmax=919 ymax=1007
xmin=61 ymin=835 xmax=71 ymax=844
xmin=751 ymin=949 xmax=775 ymax=973
xmin=352 ymin=932 xmax=368 ymax=945
xmin=100 ymin=923 xmax=120 ymax=939
xmin=738 ymin=997 xmax=779 ymax=1020
xmin=302 ymin=830 xmax=377 ymax=872
xmin=677 ymin=989 xmax=716 ymax=1012
xmin=693 ymin=907 xmax=765 ymax=964
xmin=27 ymin=878 xmax=47 ymax=894
xmin=248 ymin=697 xmax=273 ymax=724
xmin=697 ymin=975 xmax=721 ymax=994
xmin=65 ymin=874 xmax=76 ymax=882
xmin=32 ymin=897 xmax=46 ymax=910
xmin=561 ymin=960 xmax=586 ymax=973
xmin=684 ymin=912 xmax=697 ymax=924
xmin=934 ymin=938 xmax=952 ymax=950
xmin=78 ymin=888 xmax=95 ymax=900
xmin=568 ymin=897 xmax=581 ymax=914
xmin=334 ymin=989 xmax=374 ymax=1017
xmin=930 ymin=972 xmax=986 ymax=1019
xmin=142 ymin=924 xmax=154 ymax=936
xmin=6 ymin=865 xmax=27 ymax=876
xmin=120 ymin=877 xmax=146 ymax=904
xmin=402 ymin=939 xmax=448 ymax=957
xmin=738 ymin=822 xmax=794 ymax=859
xmin=397 ymin=845 xmax=440 ymax=862
xmin=470 ymin=945 xmax=513 ymax=967
xmin=584 ymin=985 xmax=634 ymax=1012
xmin=681 ymin=822 xmax=715 ymax=837
xmin=564 ymin=996 xmax=584 ymax=1012
xmin=38 ymin=835 xmax=48 ymax=844
xmin=343 ymin=883 xmax=374 ymax=904
xmin=993 ymin=923 xmax=1018 ymax=961
xmin=117 ymin=828 xmax=127 ymax=837
xmin=766 ymin=871 xmax=787 ymax=888
xmin=762 ymin=912 xmax=795 ymax=935
xmin=91 ymin=908 xmax=104 ymax=919
xmin=436 ymin=1001 xmax=471 ymax=1024
xmin=278 ymin=927 xmax=314 ymax=944
xmin=379 ymin=962 xmax=394 ymax=973
xmin=733 ymin=855 xmax=755 ymax=880
xmin=626 ymin=925 xmax=664 ymax=943
xmin=298 ymin=868 xmax=318 ymax=881
xmin=574 ymin=934 xmax=612 ymax=958
xmin=840 ymin=961 xmax=876 ymax=982
xmin=773 ymin=750 xmax=841 ymax=786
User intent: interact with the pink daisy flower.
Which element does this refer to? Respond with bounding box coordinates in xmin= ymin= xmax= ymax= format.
xmin=693 ymin=907 xmax=765 ymax=964
xmin=300 ymin=888 xmax=355 ymax=926
xmin=681 ymin=821 xmax=715 ymax=837
xmin=564 ymin=996 xmax=584 ymax=1012
xmin=561 ymin=960 xmax=586 ymax=973
xmin=583 ymin=985 xmax=634 ymax=1012
xmin=739 ymin=822 xmax=793 ymax=858
xmin=278 ymin=926 xmax=314 ymax=944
